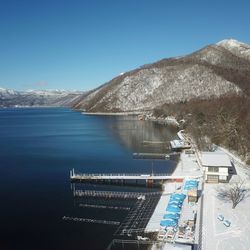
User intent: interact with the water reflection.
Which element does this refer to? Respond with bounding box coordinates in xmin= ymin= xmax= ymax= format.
xmin=106 ymin=116 xmax=178 ymax=154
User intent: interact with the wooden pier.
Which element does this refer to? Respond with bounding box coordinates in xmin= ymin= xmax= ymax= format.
xmin=70 ymin=169 xmax=198 ymax=182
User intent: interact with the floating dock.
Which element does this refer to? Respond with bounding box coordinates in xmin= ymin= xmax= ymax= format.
xmin=133 ymin=152 xmax=170 ymax=159
xmin=79 ymin=204 xmax=131 ymax=211
xmin=133 ymin=152 xmax=180 ymax=160
xmin=62 ymin=216 xmax=120 ymax=226
xmin=73 ymin=189 xmax=160 ymax=199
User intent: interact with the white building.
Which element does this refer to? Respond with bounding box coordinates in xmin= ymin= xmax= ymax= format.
xmin=201 ymin=152 xmax=232 ymax=183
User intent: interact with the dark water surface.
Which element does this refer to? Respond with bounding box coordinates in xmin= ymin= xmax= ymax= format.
xmin=0 ymin=108 xmax=177 ymax=250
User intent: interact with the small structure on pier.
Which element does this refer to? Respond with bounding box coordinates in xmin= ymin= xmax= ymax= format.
xmin=170 ymin=140 xmax=191 ymax=151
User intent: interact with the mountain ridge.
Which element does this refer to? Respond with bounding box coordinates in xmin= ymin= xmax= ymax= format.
xmin=74 ymin=39 xmax=250 ymax=112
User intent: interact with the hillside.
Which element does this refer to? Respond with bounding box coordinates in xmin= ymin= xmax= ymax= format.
xmin=74 ymin=39 xmax=250 ymax=112
xmin=154 ymin=96 xmax=250 ymax=163
xmin=73 ymin=39 xmax=250 ymax=162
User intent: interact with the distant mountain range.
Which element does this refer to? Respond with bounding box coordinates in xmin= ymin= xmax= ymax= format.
xmin=0 ymin=88 xmax=86 ymax=108
xmin=74 ymin=39 xmax=250 ymax=112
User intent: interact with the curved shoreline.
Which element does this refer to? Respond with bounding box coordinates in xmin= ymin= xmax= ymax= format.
xmin=82 ymin=111 xmax=143 ymax=116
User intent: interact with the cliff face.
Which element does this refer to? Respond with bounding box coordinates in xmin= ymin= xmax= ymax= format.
xmin=74 ymin=39 xmax=250 ymax=112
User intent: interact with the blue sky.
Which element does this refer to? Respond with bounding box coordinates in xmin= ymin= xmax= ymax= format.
xmin=0 ymin=0 xmax=249 ymax=91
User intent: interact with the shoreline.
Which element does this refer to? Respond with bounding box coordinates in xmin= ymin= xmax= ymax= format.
xmin=0 ymin=105 xmax=66 ymax=109
xmin=145 ymin=131 xmax=203 ymax=242
xmin=81 ymin=111 xmax=143 ymax=116
xmin=81 ymin=111 xmax=180 ymax=128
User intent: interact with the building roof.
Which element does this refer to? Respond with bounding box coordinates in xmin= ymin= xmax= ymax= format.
xmin=201 ymin=152 xmax=232 ymax=167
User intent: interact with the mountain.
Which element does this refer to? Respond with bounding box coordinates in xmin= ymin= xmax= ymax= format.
xmin=0 ymin=88 xmax=86 ymax=108
xmin=217 ymin=39 xmax=250 ymax=60
xmin=0 ymin=87 xmax=19 ymax=97
xmin=74 ymin=39 xmax=250 ymax=112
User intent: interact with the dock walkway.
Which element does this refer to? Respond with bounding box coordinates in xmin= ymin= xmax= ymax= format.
xmin=70 ymin=169 xmax=201 ymax=181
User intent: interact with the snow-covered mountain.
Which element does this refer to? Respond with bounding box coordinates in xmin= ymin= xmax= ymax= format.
xmin=0 ymin=87 xmax=19 ymax=98
xmin=217 ymin=39 xmax=250 ymax=61
xmin=74 ymin=39 xmax=250 ymax=112
xmin=0 ymin=88 xmax=86 ymax=108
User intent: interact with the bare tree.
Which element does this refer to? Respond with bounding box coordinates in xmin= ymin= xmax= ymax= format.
xmin=217 ymin=180 xmax=249 ymax=209
xmin=229 ymin=181 xmax=248 ymax=208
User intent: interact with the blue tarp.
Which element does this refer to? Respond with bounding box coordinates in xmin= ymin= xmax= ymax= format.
xmin=174 ymin=193 xmax=186 ymax=196
xmin=184 ymin=180 xmax=199 ymax=190
xmin=169 ymin=197 xmax=185 ymax=203
xmin=169 ymin=197 xmax=182 ymax=203
xmin=185 ymin=180 xmax=198 ymax=185
xmin=185 ymin=183 xmax=198 ymax=187
xmin=163 ymin=213 xmax=180 ymax=220
xmin=160 ymin=219 xmax=178 ymax=227
xmin=184 ymin=186 xmax=198 ymax=191
xmin=168 ymin=201 xmax=182 ymax=208
xmin=171 ymin=193 xmax=186 ymax=199
xmin=167 ymin=204 xmax=181 ymax=209
xmin=186 ymin=180 xmax=198 ymax=183
xmin=169 ymin=198 xmax=184 ymax=203
xmin=161 ymin=192 xmax=186 ymax=227
xmin=166 ymin=206 xmax=181 ymax=213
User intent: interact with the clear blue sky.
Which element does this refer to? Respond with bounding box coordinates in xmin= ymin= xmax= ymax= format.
xmin=0 ymin=0 xmax=249 ymax=91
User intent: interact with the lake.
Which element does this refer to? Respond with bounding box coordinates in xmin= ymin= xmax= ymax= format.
xmin=0 ymin=108 xmax=177 ymax=250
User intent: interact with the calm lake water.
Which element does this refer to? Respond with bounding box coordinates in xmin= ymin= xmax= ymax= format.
xmin=0 ymin=108 xmax=177 ymax=250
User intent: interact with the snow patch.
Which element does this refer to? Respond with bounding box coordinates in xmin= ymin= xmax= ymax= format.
xmin=217 ymin=39 xmax=250 ymax=60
